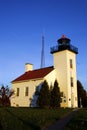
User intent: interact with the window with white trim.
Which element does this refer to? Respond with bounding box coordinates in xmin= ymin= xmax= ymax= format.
xmin=16 ymin=88 xmax=19 ymax=96
xmin=25 ymin=87 xmax=29 ymax=96
xmin=70 ymin=77 xmax=73 ymax=87
xmin=70 ymin=59 xmax=73 ymax=68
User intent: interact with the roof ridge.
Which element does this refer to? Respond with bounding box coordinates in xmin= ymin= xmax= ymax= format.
xmin=32 ymin=66 xmax=54 ymax=71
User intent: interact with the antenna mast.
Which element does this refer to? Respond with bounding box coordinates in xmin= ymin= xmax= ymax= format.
xmin=41 ymin=33 xmax=45 ymax=68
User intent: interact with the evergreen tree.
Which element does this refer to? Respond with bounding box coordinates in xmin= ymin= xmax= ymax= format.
xmin=50 ymin=80 xmax=61 ymax=108
xmin=37 ymin=80 xmax=50 ymax=108
xmin=77 ymin=80 xmax=87 ymax=107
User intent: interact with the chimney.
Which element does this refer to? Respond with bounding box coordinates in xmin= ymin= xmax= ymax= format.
xmin=25 ymin=63 xmax=33 ymax=72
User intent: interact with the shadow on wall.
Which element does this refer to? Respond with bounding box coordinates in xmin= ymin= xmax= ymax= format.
xmin=29 ymin=82 xmax=43 ymax=107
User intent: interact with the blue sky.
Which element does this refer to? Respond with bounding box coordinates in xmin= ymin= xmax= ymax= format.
xmin=0 ymin=0 xmax=87 ymax=90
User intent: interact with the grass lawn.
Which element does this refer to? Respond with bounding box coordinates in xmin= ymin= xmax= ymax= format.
xmin=63 ymin=108 xmax=87 ymax=130
xmin=0 ymin=107 xmax=72 ymax=130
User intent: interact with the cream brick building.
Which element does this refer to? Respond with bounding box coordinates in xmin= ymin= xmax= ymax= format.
xmin=11 ymin=35 xmax=78 ymax=108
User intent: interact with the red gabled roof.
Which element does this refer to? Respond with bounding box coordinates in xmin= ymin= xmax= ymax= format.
xmin=12 ymin=66 xmax=54 ymax=83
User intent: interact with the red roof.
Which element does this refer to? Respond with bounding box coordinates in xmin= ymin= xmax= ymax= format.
xmin=12 ymin=66 xmax=54 ymax=83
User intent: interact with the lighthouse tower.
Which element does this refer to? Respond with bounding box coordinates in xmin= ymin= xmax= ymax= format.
xmin=50 ymin=35 xmax=78 ymax=108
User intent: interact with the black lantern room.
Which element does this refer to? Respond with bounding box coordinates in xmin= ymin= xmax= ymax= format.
xmin=50 ymin=35 xmax=78 ymax=54
xmin=58 ymin=35 xmax=70 ymax=45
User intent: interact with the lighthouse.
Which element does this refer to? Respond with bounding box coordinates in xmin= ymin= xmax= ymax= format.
xmin=50 ymin=35 xmax=78 ymax=108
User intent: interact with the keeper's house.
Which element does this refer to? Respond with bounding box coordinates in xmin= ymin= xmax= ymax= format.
xmin=11 ymin=35 xmax=78 ymax=108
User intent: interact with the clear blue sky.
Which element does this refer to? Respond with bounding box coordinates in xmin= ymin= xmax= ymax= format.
xmin=0 ymin=0 xmax=87 ymax=90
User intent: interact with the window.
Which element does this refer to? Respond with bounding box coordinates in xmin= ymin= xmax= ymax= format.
xmin=70 ymin=77 xmax=73 ymax=87
xmin=25 ymin=87 xmax=29 ymax=96
xmin=17 ymin=88 xmax=19 ymax=96
xmin=70 ymin=59 xmax=73 ymax=68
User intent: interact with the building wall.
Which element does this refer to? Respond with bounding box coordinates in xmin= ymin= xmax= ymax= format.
xmin=44 ymin=69 xmax=56 ymax=87
xmin=53 ymin=50 xmax=78 ymax=108
xmin=11 ymin=70 xmax=55 ymax=107
xmin=11 ymin=79 xmax=43 ymax=107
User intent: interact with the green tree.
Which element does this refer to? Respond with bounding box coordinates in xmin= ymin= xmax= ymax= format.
xmin=50 ymin=80 xmax=61 ymax=108
xmin=37 ymin=80 xmax=50 ymax=108
xmin=77 ymin=80 xmax=87 ymax=108
xmin=0 ymin=85 xmax=14 ymax=106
